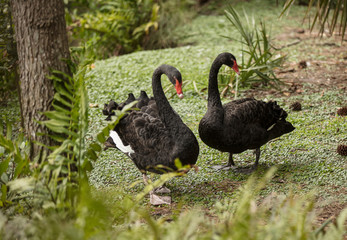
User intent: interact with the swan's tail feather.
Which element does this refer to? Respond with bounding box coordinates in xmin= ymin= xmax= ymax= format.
xmin=267 ymin=100 xmax=288 ymax=120
xmin=267 ymin=119 xmax=295 ymax=141
xmin=102 ymin=100 xmax=119 ymax=121
xmin=118 ymin=93 xmax=136 ymax=110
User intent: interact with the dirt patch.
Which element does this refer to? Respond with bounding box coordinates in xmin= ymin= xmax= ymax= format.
xmin=240 ymin=28 xmax=347 ymax=100
xmin=316 ymin=201 xmax=346 ymax=225
xmin=315 ymin=185 xmax=347 ymax=226
xmin=278 ymin=29 xmax=347 ymax=88
xmin=194 ymin=179 xmax=243 ymax=193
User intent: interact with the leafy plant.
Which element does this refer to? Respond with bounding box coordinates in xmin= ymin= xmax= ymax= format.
xmin=141 ymin=0 xmax=196 ymax=50
xmin=66 ymin=0 xmax=159 ymax=59
xmin=1 ymin=167 xmax=346 ymax=239
xmin=224 ymin=6 xmax=285 ymax=97
xmin=281 ymin=0 xmax=347 ymax=41
xmin=4 ymin=60 xmax=95 ymax=210
xmin=0 ymin=0 xmax=18 ymax=96
xmin=65 ymin=0 xmax=196 ymax=59
xmin=0 ymin=119 xmax=30 ymax=209
xmin=213 ymin=168 xmax=346 ymax=240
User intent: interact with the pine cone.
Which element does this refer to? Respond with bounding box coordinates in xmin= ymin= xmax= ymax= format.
xmin=337 ymin=106 xmax=347 ymax=116
xmin=337 ymin=144 xmax=347 ymax=156
xmin=298 ymin=60 xmax=307 ymax=69
xmin=290 ymin=102 xmax=302 ymax=111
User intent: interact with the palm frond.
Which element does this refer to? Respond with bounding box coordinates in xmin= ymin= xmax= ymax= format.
xmin=281 ymin=0 xmax=347 ymax=41
xmin=225 ymin=6 xmax=285 ymax=94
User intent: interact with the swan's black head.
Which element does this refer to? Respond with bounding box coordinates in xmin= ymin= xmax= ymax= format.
xmin=159 ymin=64 xmax=184 ymax=99
xmin=216 ymin=52 xmax=240 ymax=75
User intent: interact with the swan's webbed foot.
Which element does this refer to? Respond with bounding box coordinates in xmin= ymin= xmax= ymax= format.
xmin=233 ymin=155 xmax=259 ymax=173
xmin=210 ymin=164 xmax=236 ymax=170
xmin=233 ymin=165 xmax=257 ymax=174
xmin=211 ymin=154 xmax=236 ymax=170
xmin=233 ymin=148 xmax=260 ymax=173
xmin=149 ymin=191 xmax=171 ymax=205
xmin=154 ymin=185 xmax=171 ymax=194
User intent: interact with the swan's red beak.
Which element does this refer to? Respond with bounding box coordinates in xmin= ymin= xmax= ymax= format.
xmin=175 ymin=78 xmax=184 ymax=99
xmin=232 ymin=60 xmax=240 ymax=75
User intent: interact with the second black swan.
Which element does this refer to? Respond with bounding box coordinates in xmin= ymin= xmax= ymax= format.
xmin=198 ymin=52 xmax=295 ymax=171
xmin=104 ymin=64 xmax=200 ymax=204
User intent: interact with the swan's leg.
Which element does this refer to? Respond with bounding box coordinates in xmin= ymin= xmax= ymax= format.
xmin=235 ymin=148 xmax=261 ymax=174
xmin=143 ymin=174 xmax=171 ymax=205
xmin=211 ymin=153 xmax=236 ymax=170
xmin=253 ymin=148 xmax=261 ymax=169
xmin=228 ymin=154 xmax=235 ymax=166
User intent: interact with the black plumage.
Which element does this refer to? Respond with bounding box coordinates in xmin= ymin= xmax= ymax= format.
xmin=198 ymin=52 xmax=295 ymax=170
xmin=105 ymin=64 xmax=199 ymax=175
xmin=102 ymin=100 xmax=119 ymax=120
xmin=118 ymin=93 xmax=136 ymax=110
xmin=103 ymin=91 xmax=154 ymax=121
xmin=136 ymin=90 xmax=152 ymax=109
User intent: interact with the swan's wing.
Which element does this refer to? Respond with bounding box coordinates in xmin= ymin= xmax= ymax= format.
xmin=113 ymin=111 xmax=176 ymax=173
xmin=116 ymin=111 xmax=173 ymax=156
xmin=223 ymin=98 xmax=280 ymax=127
xmin=222 ymin=98 xmax=292 ymax=149
xmin=140 ymin=99 xmax=159 ymax=118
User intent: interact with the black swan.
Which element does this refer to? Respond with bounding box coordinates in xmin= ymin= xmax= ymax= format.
xmin=198 ymin=52 xmax=295 ymax=171
xmin=104 ymin=64 xmax=199 ymax=204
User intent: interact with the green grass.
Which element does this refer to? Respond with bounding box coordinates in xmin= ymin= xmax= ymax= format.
xmin=85 ymin=1 xmax=347 ymax=212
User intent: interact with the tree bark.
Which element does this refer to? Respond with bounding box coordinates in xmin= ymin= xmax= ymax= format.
xmin=10 ymin=0 xmax=71 ymax=158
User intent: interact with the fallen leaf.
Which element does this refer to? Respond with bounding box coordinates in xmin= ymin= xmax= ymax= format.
xmin=89 ymin=103 xmax=99 ymax=108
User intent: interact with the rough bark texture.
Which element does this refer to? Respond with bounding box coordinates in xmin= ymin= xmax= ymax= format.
xmin=10 ymin=0 xmax=71 ymax=158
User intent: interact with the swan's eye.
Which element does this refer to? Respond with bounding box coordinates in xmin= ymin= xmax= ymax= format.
xmin=175 ymin=78 xmax=184 ymax=99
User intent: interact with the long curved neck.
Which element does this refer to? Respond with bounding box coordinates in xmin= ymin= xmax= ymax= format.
xmin=207 ymin=59 xmax=223 ymax=109
xmin=152 ymin=68 xmax=183 ymax=129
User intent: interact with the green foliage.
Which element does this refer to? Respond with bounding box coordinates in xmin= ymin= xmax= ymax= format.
xmin=0 ymin=0 xmax=18 ymax=96
xmin=4 ymin=57 xmax=149 ymax=211
xmin=66 ymin=0 xmax=159 ymax=59
xmin=65 ymin=0 xmax=196 ymax=59
xmin=281 ymin=0 xmax=347 ymax=41
xmin=3 ymin=60 xmax=96 ymax=210
xmin=141 ymin=0 xmax=196 ymax=50
xmin=0 ymin=119 xmax=30 ymax=209
xmin=224 ymin=6 xmax=285 ymax=95
xmin=1 ymin=169 xmax=346 ymax=239
xmin=213 ymin=168 xmax=347 ymax=240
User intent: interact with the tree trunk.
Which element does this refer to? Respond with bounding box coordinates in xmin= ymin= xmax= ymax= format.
xmin=10 ymin=0 xmax=71 ymax=158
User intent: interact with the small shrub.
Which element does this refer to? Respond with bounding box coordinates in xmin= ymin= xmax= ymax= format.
xmin=1 ymin=168 xmax=346 ymax=239
xmin=141 ymin=0 xmax=196 ymax=50
xmin=66 ymin=0 xmax=159 ymax=59
xmin=0 ymin=0 xmax=18 ymax=96
xmin=65 ymin=0 xmax=195 ymax=59
xmin=0 ymin=119 xmax=30 ymax=209
xmin=5 ymin=60 xmax=102 ymax=211
xmin=224 ymin=6 xmax=285 ymax=96
xmin=281 ymin=0 xmax=347 ymax=41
